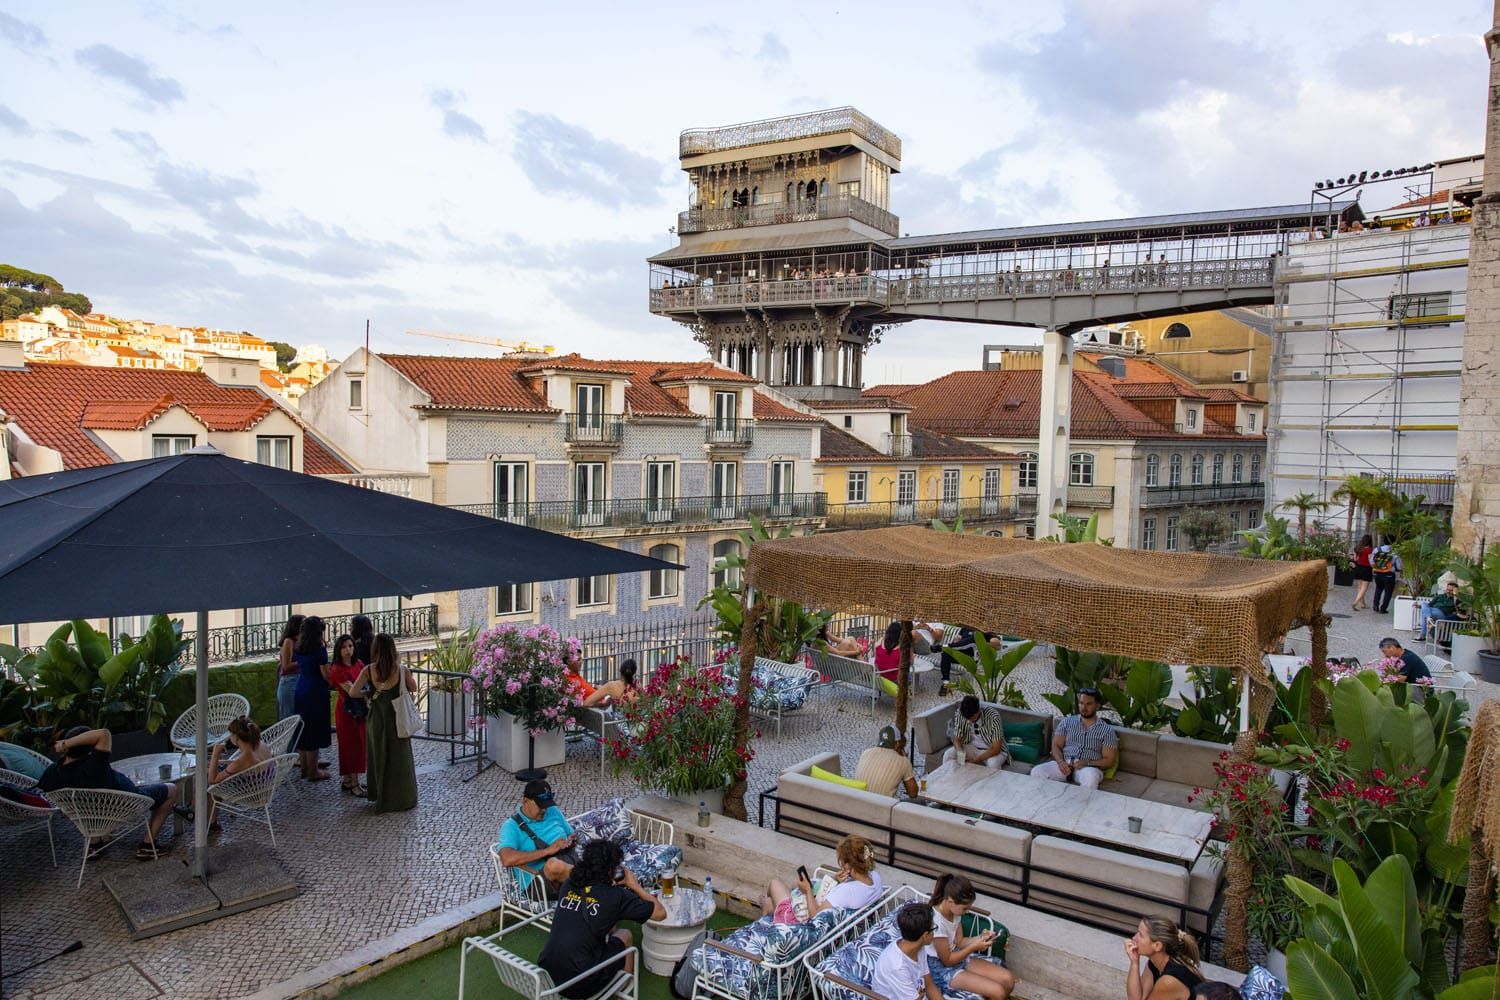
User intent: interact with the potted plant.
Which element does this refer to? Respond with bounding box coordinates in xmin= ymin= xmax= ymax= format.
xmin=465 ymin=624 xmax=581 ymax=771
xmin=1449 ymin=546 xmax=1500 ymax=683
xmin=425 ymin=626 xmax=477 ymax=737
xmin=608 ymin=655 xmax=752 ymax=812
xmin=947 ymin=635 xmax=1034 ymax=708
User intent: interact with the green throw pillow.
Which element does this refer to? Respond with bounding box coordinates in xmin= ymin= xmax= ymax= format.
xmin=1003 ymin=721 xmax=1045 ymax=765
xmin=960 ymin=913 xmax=1010 ymax=961
xmin=878 ymin=676 xmax=899 ymax=697
xmin=1104 ymin=753 xmax=1120 ymax=781
xmin=810 ymin=764 xmax=868 ymax=790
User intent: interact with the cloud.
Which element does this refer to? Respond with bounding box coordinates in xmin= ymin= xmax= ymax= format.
xmin=511 ymin=111 xmax=666 ymax=208
xmin=430 ymin=89 xmax=487 ymax=142
xmin=467 ymin=233 xmax=665 ymax=331
xmin=0 ymin=159 xmax=168 ymax=207
xmin=75 ymin=44 xmax=185 ymax=108
xmin=0 ymin=11 xmax=46 ymax=49
xmin=755 ymin=33 xmax=789 ymax=66
xmin=50 ymin=128 xmax=90 ymax=145
xmin=0 ymin=104 xmax=29 ymax=135
xmin=113 ymin=128 xmax=163 ymax=159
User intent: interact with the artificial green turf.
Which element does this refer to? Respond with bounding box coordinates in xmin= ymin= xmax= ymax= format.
xmin=341 ymin=908 xmax=748 ymax=1000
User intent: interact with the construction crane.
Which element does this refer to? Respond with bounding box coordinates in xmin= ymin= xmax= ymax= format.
xmin=404 ymin=329 xmax=557 ymax=355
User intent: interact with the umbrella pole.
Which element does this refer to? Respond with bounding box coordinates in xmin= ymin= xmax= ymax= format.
xmin=192 ymin=609 xmax=209 ymax=880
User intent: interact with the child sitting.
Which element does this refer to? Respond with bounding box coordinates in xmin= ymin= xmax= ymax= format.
xmin=871 ymin=903 xmax=941 ymax=1000
xmin=928 ymin=874 xmax=1015 ymax=999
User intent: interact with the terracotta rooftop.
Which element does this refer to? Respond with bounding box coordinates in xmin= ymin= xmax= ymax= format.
xmin=1114 ymin=381 xmax=1207 ymax=401
xmin=0 ymin=364 xmax=352 ymax=474
xmin=1201 ymin=387 xmax=1263 ymax=404
xmin=816 ymin=422 xmax=1019 ymax=463
xmin=381 ymin=354 xmax=555 ymax=413
xmin=806 ymin=396 xmax=912 ymax=411
xmin=752 ymin=391 xmax=822 ymax=422
xmin=863 ymin=383 xmax=918 ymax=398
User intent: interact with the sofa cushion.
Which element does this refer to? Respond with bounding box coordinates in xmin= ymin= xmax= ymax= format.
xmin=1186 ymin=851 xmax=1224 ymax=935
xmin=1113 ymin=727 xmax=1158 ymax=779
xmin=0 ymin=744 xmax=46 ymax=781
xmin=810 ymin=765 xmax=868 ymax=790
xmin=778 ymin=757 xmax=895 ymax=849
xmin=1003 ymin=721 xmax=1046 ymax=764
xmin=762 ymin=906 xmax=841 ymax=964
xmin=1139 ymin=778 xmax=1198 ymax=811
xmin=1153 ymin=733 xmax=1226 ymax=789
xmin=891 ymin=802 xmax=1030 ymax=902
xmin=571 ymin=797 xmax=633 ymax=844
xmin=1027 ymin=835 xmax=1188 ymax=933
xmin=817 ymin=912 xmax=988 ymax=1000
xmin=1099 ymin=770 xmax=1153 ymax=798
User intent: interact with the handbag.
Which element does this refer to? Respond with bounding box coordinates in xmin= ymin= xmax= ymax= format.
xmin=394 ymin=667 xmax=425 ymax=739
xmin=342 ymin=689 xmax=369 ymax=721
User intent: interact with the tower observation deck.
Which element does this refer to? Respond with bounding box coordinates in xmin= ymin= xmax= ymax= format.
xmin=648 ymin=107 xmax=1355 ymax=402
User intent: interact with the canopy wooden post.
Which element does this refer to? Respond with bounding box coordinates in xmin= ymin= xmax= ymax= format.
xmin=1308 ymin=614 xmax=1331 ymax=727
xmin=1222 ymin=726 xmax=1258 ymax=972
xmin=724 ymin=592 xmax=765 ymax=823
xmin=894 ymin=621 xmax=914 ymax=751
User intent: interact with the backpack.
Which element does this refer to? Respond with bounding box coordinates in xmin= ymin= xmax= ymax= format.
xmin=1372 ymin=550 xmax=1394 ymax=574
xmin=669 ymin=928 xmax=720 ymax=1000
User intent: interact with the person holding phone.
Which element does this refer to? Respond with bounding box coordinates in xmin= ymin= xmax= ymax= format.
xmin=498 ymin=779 xmax=578 ymax=899
xmin=762 ymin=834 xmax=882 ymax=923
xmin=927 ymin=874 xmax=1016 ymax=999
xmin=539 ymin=839 xmax=665 ymax=999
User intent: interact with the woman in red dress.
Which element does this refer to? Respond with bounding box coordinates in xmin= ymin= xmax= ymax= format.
xmin=329 ymin=633 xmax=368 ymax=796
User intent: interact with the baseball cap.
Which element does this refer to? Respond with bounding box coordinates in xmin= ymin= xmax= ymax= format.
xmin=877 ymin=725 xmax=899 ymax=749
xmin=523 ymin=779 xmax=555 ymax=808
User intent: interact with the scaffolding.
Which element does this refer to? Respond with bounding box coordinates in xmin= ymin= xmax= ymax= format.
xmin=1267 ymin=222 xmax=1468 ymax=523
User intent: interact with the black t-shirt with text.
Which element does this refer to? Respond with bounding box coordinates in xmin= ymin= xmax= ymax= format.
xmin=538 ymin=881 xmax=655 ymax=987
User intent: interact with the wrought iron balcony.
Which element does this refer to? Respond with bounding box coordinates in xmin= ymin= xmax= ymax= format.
xmin=705 ymin=418 xmax=754 ymax=447
xmin=822 ymin=495 xmax=1026 ymax=531
xmin=1016 ymin=486 xmax=1115 ymax=511
xmin=451 ymin=492 xmax=826 ymax=532
xmin=885 ymin=433 xmax=912 ymax=458
xmin=677 ymin=195 xmax=899 ymax=237
xmin=564 ymin=412 xmax=623 ymax=446
xmin=1141 ymin=482 xmax=1266 ymax=507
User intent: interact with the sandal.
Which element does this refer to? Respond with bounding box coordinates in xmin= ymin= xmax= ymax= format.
xmin=135 ymin=843 xmax=158 ymax=861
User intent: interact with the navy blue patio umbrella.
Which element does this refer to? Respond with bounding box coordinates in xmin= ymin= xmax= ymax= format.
xmin=0 ymin=446 xmax=678 ymax=879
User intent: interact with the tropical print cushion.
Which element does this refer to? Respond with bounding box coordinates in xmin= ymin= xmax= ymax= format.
xmin=621 ymin=841 xmax=682 ymax=887
xmin=696 ymin=908 xmax=842 ymax=999
xmin=570 ymin=797 xmax=633 ymax=844
xmin=722 ymin=667 xmax=811 ymax=712
xmin=0 ymin=744 xmax=45 ymax=781
xmin=1240 ymin=965 xmax=1286 ymax=1000
xmin=817 ymin=913 xmax=985 ymax=1000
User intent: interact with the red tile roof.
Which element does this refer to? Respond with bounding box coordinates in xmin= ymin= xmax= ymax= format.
xmin=753 ymin=391 xmax=822 ymax=422
xmin=807 ymin=396 xmax=912 ymax=411
xmin=863 ymin=383 xmax=918 ymax=398
xmin=1201 ymin=387 xmax=1263 ymax=404
xmin=1114 ymin=381 xmax=1207 ymax=401
xmin=0 ymin=363 xmax=352 ymax=474
xmin=815 ymin=423 xmax=1019 ymax=463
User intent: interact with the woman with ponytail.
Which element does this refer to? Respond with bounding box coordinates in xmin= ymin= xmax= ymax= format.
xmin=583 ymin=658 xmax=640 ymax=709
xmin=205 ymin=716 xmax=271 ymax=830
xmin=927 ymin=873 xmax=1016 ymax=998
xmin=1124 ymin=917 xmax=1203 ymax=999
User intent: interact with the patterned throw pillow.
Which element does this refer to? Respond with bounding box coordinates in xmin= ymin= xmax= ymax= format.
xmin=1239 ymin=965 xmax=1286 ymax=1000
xmin=818 ymin=913 xmax=986 ymax=1000
xmin=697 ymin=916 xmax=775 ymax=997
xmin=570 ymin=797 xmax=632 ymax=844
xmin=621 ymin=842 xmax=682 ymax=886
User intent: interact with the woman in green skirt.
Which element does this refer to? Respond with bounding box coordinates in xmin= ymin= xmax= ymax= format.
xmin=350 ymin=633 xmax=418 ymax=813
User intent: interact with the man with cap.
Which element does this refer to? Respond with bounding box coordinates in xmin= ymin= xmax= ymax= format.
xmin=497 ymin=779 xmax=578 ymax=898
xmin=854 ymin=725 xmax=919 ymax=798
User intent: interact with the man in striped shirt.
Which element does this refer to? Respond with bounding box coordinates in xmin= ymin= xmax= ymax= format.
xmin=944 ymin=696 xmax=1009 ymax=769
xmin=1033 ymin=688 xmax=1118 ymax=790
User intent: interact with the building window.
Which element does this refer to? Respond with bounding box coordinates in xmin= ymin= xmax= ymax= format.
xmin=1145 ymin=454 xmax=1160 ymax=488
xmin=575 ymin=382 xmax=605 ymax=417
xmin=1230 ymin=510 xmax=1242 ymax=532
xmin=257 ymin=435 xmax=293 ymax=469
xmin=847 ymin=470 xmax=868 ymax=504
xmin=1190 ymin=453 xmax=1204 ymax=486
xmin=1142 ymin=517 xmax=1156 ymax=550
xmin=1069 ymin=453 xmax=1094 ymax=487
xmin=348 ymin=378 xmax=363 ymax=409
xmin=1250 ymin=454 xmax=1262 ymax=483
xmin=1248 ymin=507 xmax=1261 ymax=529
xmin=647 ymin=543 xmax=680 ymax=599
xmin=646 ymin=461 xmax=675 ymax=520
xmin=496 ymin=583 xmax=532 ymax=615
xmin=941 ymin=469 xmax=960 ymax=503
xmin=711 ymin=461 xmax=738 ymax=517
xmin=1186 ymin=408 xmax=1198 ymax=430
xmin=1169 ymin=453 xmax=1182 ymax=487
xmin=1211 ymin=453 xmax=1224 ymax=486
xmin=1247 ymin=412 xmax=1258 ymax=432
xmin=1163 ymin=322 xmax=1192 ymax=339
xmin=770 ymin=460 xmax=795 ymax=501
xmin=151 ymin=434 xmax=195 ymax=457
xmin=982 ymin=468 xmax=1001 ymax=501
xmin=494 ymin=461 xmax=529 ymax=518
xmin=1165 ymin=514 xmax=1179 ymax=551
xmin=574 ymin=462 xmax=606 ymax=526
xmin=1018 ymin=452 xmax=1038 ymax=490
xmin=712 ymin=538 xmax=742 ymax=589
xmin=1232 ymin=454 xmax=1244 ymax=483
xmin=577 ymin=574 xmax=610 ymax=608
xmin=713 ymin=390 xmax=738 ymax=430
xmin=843 ymin=415 xmax=853 ymax=428
xmin=896 ymin=470 xmax=916 ymax=506
xmin=1388 ymin=291 xmax=1453 ymax=325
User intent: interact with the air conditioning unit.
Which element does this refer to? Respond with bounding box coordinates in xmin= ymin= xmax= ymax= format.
xmin=1230 ymin=370 xmax=1249 ymax=383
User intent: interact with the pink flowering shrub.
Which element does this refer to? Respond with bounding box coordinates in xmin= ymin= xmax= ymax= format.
xmin=463 ymin=624 xmax=582 ymax=735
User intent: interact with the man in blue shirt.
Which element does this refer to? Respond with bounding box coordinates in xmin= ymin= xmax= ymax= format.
xmin=498 ymin=779 xmax=577 ymax=898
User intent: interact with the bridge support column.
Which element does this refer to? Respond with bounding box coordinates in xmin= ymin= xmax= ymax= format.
xmin=1033 ymin=329 xmax=1073 ymax=538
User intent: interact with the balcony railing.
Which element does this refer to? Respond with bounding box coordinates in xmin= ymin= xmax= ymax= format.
xmin=823 ymin=495 xmax=1027 ymax=531
xmin=323 ymin=473 xmax=432 ymax=501
xmin=451 ymin=492 xmax=826 ymax=532
xmin=677 ymin=195 xmax=900 ymax=237
xmin=705 ymin=418 xmax=755 ymax=447
xmin=679 ymin=106 xmax=902 ymax=160
xmin=1141 ymin=482 xmax=1266 ymax=507
xmin=1016 ymin=486 xmax=1115 ymax=511
xmin=885 ymin=433 xmax=912 ymax=458
xmin=564 ymin=412 xmax=623 ymax=446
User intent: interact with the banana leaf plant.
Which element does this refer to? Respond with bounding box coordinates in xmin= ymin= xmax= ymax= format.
xmin=1171 ymin=666 xmax=1238 ymax=744
xmin=1099 ymin=659 xmax=1178 ymax=731
xmin=116 ymin=615 xmax=188 ymax=734
xmin=947 ymin=635 xmax=1034 ymax=708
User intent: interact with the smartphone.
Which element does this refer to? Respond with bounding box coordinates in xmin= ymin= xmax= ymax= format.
xmin=796 ymin=864 xmax=810 ymax=885
xmin=614 ymin=866 xmax=626 ymax=883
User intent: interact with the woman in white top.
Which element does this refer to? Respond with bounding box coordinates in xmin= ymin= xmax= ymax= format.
xmin=927 ymin=873 xmax=1016 ymax=999
xmin=763 ymin=834 xmax=883 ymax=923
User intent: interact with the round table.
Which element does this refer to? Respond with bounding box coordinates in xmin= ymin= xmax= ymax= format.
xmin=642 ymin=887 xmax=714 ymax=976
xmin=114 ymin=752 xmax=196 ymax=835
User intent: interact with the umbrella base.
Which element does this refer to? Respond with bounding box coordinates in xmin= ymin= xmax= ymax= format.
xmin=103 ymin=844 xmax=299 ymax=940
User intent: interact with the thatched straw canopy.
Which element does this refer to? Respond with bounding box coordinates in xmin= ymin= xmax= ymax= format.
xmin=745 ymin=526 xmax=1327 ymax=682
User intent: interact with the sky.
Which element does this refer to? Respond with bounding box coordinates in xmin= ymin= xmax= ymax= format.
xmin=0 ymin=1 xmax=1490 ymax=383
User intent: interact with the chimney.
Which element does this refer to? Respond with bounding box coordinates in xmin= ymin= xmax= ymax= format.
xmin=198 ymin=353 xmax=259 ymax=388
xmin=0 ymin=339 xmax=26 ymax=370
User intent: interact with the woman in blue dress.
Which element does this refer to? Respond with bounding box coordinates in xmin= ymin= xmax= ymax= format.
xmin=292 ymin=616 xmax=332 ymax=781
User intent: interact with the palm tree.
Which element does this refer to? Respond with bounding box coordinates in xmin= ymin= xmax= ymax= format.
xmin=1331 ymin=475 xmax=1371 ymax=542
xmin=1278 ymin=492 xmax=1330 ymax=542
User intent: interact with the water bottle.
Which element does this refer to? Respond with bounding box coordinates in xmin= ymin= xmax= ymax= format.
xmin=697 ymin=800 xmax=710 ymax=827
xmin=956 ymin=746 xmax=967 ymax=767
xmin=703 ymin=875 xmax=713 ymax=900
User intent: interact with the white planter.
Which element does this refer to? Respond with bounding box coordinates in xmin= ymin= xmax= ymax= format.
xmin=1393 ymin=596 xmax=1421 ymax=632
xmin=1450 ymin=632 xmax=1486 ymax=674
xmin=427 ymin=688 xmax=472 ymax=737
xmin=1264 ymin=947 xmax=1288 ymax=983
xmin=486 ymin=712 xmax=565 ymax=772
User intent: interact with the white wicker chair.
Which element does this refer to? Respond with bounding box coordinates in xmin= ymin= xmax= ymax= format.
xmin=460 ymin=908 xmax=638 ymax=1000
xmin=0 ymin=740 xmax=54 ymax=780
xmin=259 ymin=715 xmax=303 ymax=757
xmin=47 ymin=786 xmax=155 ymax=887
xmin=208 ymin=752 xmax=296 ymax=846
xmin=0 ymin=767 xmax=58 ymax=867
xmin=170 ymin=693 xmax=251 ymax=752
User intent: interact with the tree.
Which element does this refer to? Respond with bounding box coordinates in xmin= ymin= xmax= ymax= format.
xmin=1277 ymin=492 xmax=1329 ymax=541
xmin=1179 ymin=507 xmax=1232 ymax=551
xmin=0 ymin=264 xmax=92 ymax=320
xmin=269 ymin=341 xmax=297 ymax=371
xmin=1331 ymin=474 xmax=1386 ymax=542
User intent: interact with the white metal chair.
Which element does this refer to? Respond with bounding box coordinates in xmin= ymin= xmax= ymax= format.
xmin=460 ymin=908 xmax=638 ymax=1000
xmin=259 ymin=715 xmax=303 ymax=757
xmin=1428 ymin=617 xmax=1461 ymax=654
xmin=491 ymin=842 xmax=554 ymax=931
xmin=0 ymin=740 xmax=54 ymax=781
xmin=0 ymin=767 xmax=59 ymax=867
xmin=208 ymin=752 xmax=296 ymax=846
xmin=47 ymin=786 xmax=155 ymax=887
xmin=170 ymin=693 xmax=251 ymax=752
xmin=573 ymin=706 xmax=619 ymax=777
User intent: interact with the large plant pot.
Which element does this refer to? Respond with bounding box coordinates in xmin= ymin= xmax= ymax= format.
xmin=1331 ymin=565 xmax=1355 ymax=587
xmin=1449 ymin=632 xmax=1486 ymax=674
xmin=1264 ymin=947 xmax=1288 ymax=983
xmin=110 ymin=728 xmax=173 ymax=759
xmin=486 ymin=712 xmax=565 ymax=773
xmin=427 ymin=688 xmax=472 ymax=737
xmin=1392 ymin=596 xmax=1419 ymax=632
xmin=1478 ymin=649 xmax=1500 ymax=685
xmin=668 ymin=785 xmax=727 ymax=815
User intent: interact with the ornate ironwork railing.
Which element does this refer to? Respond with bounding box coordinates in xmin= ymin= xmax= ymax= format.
xmin=564 ymin=412 xmax=623 ymax=445
xmin=678 ymin=195 xmax=899 ymax=237
xmin=705 ymin=418 xmax=755 ymax=447
xmin=885 ymin=433 xmax=912 ymax=458
xmin=679 ymin=106 xmax=902 ymax=160
xmin=1141 ymin=482 xmax=1266 ymax=507
xmin=450 ymin=492 xmax=826 ymax=532
xmin=822 ymin=495 xmax=1026 ymax=531
xmin=1016 ymin=487 xmax=1115 ymax=512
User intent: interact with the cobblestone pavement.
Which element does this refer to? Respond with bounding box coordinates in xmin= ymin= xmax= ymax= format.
xmin=4 ymin=583 xmax=1491 ymax=999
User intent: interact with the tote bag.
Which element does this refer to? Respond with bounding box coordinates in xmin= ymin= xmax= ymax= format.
xmin=394 ymin=667 xmax=425 ymax=739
